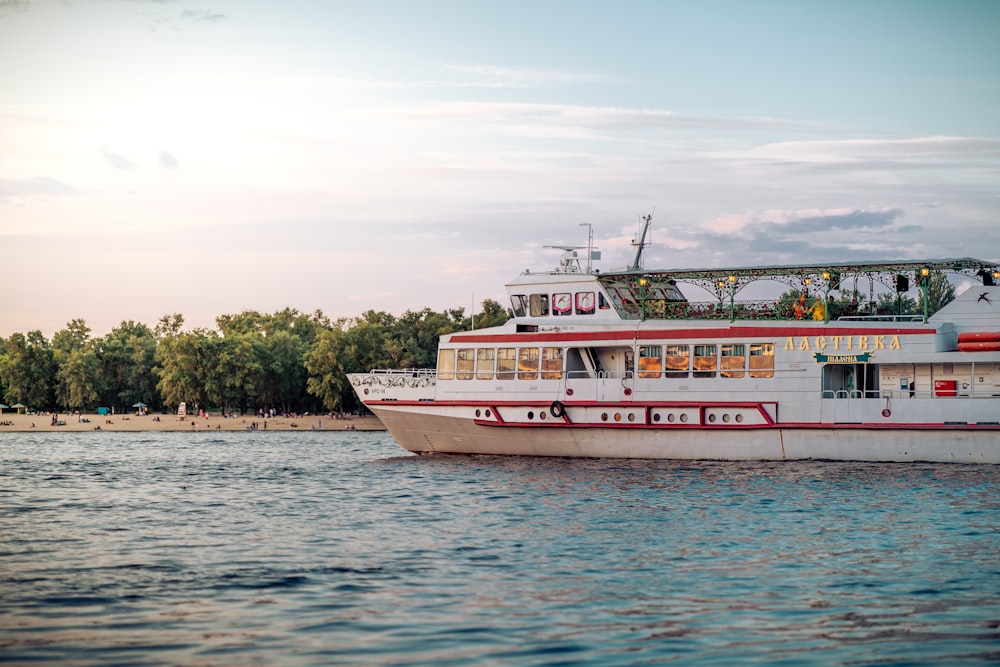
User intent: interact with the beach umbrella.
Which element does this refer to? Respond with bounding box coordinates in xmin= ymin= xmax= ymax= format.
xmin=132 ymin=402 xmax=147 ymax=408
xmin=12 ymin=403 xmax=26 ymax=414
xmin=0 ymin=404 xmax=7 ymax=413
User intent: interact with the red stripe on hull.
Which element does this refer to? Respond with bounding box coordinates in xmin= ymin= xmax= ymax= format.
xmin=450 ymin=326 xmax=932 ymax=344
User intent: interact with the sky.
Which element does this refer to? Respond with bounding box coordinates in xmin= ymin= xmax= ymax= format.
xmin=1 ymin=0 xmax=999 ymax=337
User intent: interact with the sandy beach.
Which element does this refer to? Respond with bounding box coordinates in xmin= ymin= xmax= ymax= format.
xmin=0 ymin=411 xmax=385 ymax=433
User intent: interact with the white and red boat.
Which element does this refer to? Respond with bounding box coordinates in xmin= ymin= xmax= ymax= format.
xmin=350 ymin=218 xmax=1000 ymax=462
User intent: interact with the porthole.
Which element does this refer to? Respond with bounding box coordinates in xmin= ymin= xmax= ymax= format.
xmin=667 ymin=413 xmax=675 ymax=423
xmin=735 ymin=414 xmax=744 ymax=423
xmin=653 ymin=413 xmax=661 ymax=422
xmin=485 ymin=409 xmax=491 ymax=418
xmin=680 ymin=413 xmax=689 ymax=423
xmin=539 ymin=412 xmax=547 ymax=420
xmin=627 ymin=413 xmax=636 ymax=422
xmin=722 ymin=414 xmax=730 ymax=423
xmin=614 ymin=413 xmax=622 ymax=422
xmin=601 ymin=413 xmax=609 ymax=422
xmin=527 ymin=411 xmax=534 ymax=420
xmin=475 ymin=409 xmax=481 ymax=418
xmin=708 ymin=414 xmax=717 ymax=423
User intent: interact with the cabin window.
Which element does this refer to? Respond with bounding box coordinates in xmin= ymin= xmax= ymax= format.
xmin=511 ymin=294 xmax=527 ymax=318
xmin=749 ymin=343 xmax=775 ymax=378
xmin=437 ymin=349 xmax=456 ymax=380
xmin=552 ymin=293 xmax=573 ymax=316
xmin=541 ymin=347 xmax=564 ymax=379
xmin=456 ymin=348 xmax=475 ymax=380
xmin=529 ymin=294 xmax=549 ymax=317
xmin=497 ymin=348 xmax=516 ymax=380
xmin=721 ymin=344 xmax=746 ymax=378
xmin=599 ymin=292 xmax=611 ymax=310
xmin=575 ymin=292 xmax=596 ymax=315
xmin=665 ymin=345 xmax=689 ymax=378
xmin=518 ymin=347 xmax=539 ymax=380
xmin=476 ymin=348 xmax=495 ymax=380
xmin=693 ymin=344 xmax=717 ymax=378
xmin=638 ymin=346 xmax=663 ymax=378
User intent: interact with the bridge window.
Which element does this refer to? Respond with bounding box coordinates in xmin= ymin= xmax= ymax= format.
xmin=497 ymin=348 xmax=516 ymax=380
xmin=511 ymin=295 xmax=527 ymax=318
xmin=694 ymin=344 xmax=717 ymax=378
xmin=437 ymin=349 xmax=456 ymax=380
xmin=553 ymin=293 xmax=573 ymax=316
xmin=721 ymin=344 xmax=746 ymax=378
xmin=638 ymin=346 xmax=663 ymax=378
xmin=749 ymin=343 xmax=775 ymax=378
xmin=541 ymin=347 xmax=564 ymax=379
xmin=665 ymin=345 xmax=689 ymax=378
xmin=476 ymin=348 xmax=495 ymax=380
xmin=456 ymin=348 xmax=475 ymax=380
xmin=518 ymin=347 xmax=540 ymax=380
xmin=529 ymin=294 xmax=549 ymax=317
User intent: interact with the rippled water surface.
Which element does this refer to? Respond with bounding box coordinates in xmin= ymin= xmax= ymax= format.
xmin=1 ymin=431 xmax=998 ymax=666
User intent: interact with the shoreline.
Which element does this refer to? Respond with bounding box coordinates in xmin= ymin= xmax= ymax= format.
xmin=0 ymin=412 xmax=385 ymax=433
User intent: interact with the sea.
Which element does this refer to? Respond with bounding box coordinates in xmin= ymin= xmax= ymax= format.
xmin=1 ymin=431 xmax=998 ymax=666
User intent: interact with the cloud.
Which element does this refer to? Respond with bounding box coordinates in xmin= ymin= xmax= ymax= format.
xmin=158 ymin=150 xmax=179 ymax=169
xmin=101 ymin=146 xmax=135 ymax=170
xmin=747 ymin=136 xmax=1000 ymax=163
xmin=443 ymin=65 xmax=615 ymax=89
xmin=0 ymin=0 xmax=29 ymax=18
xmin=181 ymin=9 xmax=225 ymax=22
xmin=0 ymin=176 xmax=77 ymax=200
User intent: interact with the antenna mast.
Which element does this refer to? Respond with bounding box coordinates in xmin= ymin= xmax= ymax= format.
xmin=579 ymin=223 xmax=594 ymax=273
xmin=628 ymin=213 xmax=653 ymax=271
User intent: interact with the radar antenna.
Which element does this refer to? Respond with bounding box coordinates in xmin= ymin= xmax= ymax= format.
xmin=543 ymin=245 xmax=585 ymax=273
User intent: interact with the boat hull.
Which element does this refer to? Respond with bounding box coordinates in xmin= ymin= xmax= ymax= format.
xmin=368 ymin=403 xmax=1000 ymax=463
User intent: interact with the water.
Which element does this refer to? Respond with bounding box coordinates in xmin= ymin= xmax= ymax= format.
xmin=1 ymin=432 xmax=998 ymax=666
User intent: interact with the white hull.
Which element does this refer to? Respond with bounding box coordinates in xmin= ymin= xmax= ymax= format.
xmin=368 ymin=403 xmax=1000 ymax=463
xmin=349 ymin=242 xmax=1000 ymax=464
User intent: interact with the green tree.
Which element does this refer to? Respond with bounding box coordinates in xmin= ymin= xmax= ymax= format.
xmin=52 ymin=319 xmax=99 ymax=411
xmin=56 ymin=347 xmax=99 ymax=411
xmin=264 ymin=329 xmax=308 ymax=414
xmin=154 ymin=328 xmax=217 ymax=412
xmin=210 ymin=332 xmax=265 ymax=414
xmin=923 ymin=271 xmax=956 ymax=316
xmin=0 ymin=331 xmax=55 ymax=409
xmin=875 ymin=291 xmax=919 ymax=316
xmin=305 ymin=326 xmax=351 ymax=411
xmin=473 ymin=298 xmax=511 ymax=329
xmin=154 ymin=313 xmax=185 ymax=339
xmin=97 ymin=321 xmax=158 ymax=412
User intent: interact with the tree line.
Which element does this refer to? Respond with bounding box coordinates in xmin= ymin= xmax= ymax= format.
xmin=0 ymin=301 xmax=511 ymax=416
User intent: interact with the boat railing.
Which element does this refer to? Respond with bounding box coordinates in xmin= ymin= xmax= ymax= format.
xmin=836 ymin=314 xmax=924 ymax=322
xmin=622 ymin=299 xmax=926 ymax=322
xmin=367 ymin=368 xmax=437 ymax=377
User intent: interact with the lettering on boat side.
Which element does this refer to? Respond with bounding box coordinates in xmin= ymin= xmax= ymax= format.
xmin=784 ymin=335 xmax=901 ymax=353
xmin=813 ymin=352 xmax=875 ymax=364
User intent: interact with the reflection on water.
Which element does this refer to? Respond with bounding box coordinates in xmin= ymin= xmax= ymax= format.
xmin=1 ymin=432 xmax=998 ymax=665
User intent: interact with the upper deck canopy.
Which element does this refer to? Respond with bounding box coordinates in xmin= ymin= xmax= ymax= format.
xmin=593 ymin=258 xmax=999 ymax=323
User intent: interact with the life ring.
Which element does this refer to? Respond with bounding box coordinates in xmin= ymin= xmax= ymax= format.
xmin=957 ymin=331 xmax=1000 ymax=343
xmin=958 ymin=341 xmax=1000 ymax=352
xmin=550 ymin=401 xmax=566 ymax=419
xmin=882 ymin=408 xmax=891 ymax=418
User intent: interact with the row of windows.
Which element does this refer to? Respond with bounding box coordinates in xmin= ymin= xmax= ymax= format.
xmin=637 ymin=343 xmax=774 ymax=378
xmin=511 ymin=291 xmax=610 ymax=318
xmin=437 ymin=343 xmax=775 ymax=380
xmin=438 ymin=347 xmax=565 ymax=381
